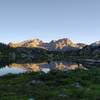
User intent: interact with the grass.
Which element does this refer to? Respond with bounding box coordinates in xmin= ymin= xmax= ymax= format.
xmin=0 ymin=69 xmax=100 ymax=100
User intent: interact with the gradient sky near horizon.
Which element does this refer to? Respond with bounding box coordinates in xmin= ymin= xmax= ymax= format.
xmin=0 ymin=0 xmax=99 ymax=44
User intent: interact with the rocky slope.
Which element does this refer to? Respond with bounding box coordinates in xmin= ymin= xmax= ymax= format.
xmin=0 ymin=38 xmax=100 ymax=60
xmin=79 ymin=40 xmax=100 ymax=59
xmin=8 ymin=38 xmax=86 ymax=51
xmin=8 ymin=39 xmax=43 ymax=48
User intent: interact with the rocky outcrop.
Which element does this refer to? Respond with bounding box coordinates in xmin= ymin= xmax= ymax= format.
xmin=76 ymin=43 xmax=86 ymax=49
xmin=8 ymin=39 xmax=43 ymax=48
xmin=44 ymin=38 xmax=79 ymax=51
xmin=8 ymin=38 xmax=86 ymax=51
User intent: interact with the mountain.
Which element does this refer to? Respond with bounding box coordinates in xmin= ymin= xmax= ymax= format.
xmin=1 ymin=38 xmax=100 ymax=60
xmin=76 ymin=43 xmax=86 ymax=49
xmin=8 ymin=39 xmax=43 ymax=48
xmin=8 ymin=38 xmax=86 ymax=51
xmin=44 ymin=38 xmax=79 ymax=51
xmin=90 ymin=41 xmax=100 ymax=47
xmin=79 ymin=40 xmax=100 ymax=59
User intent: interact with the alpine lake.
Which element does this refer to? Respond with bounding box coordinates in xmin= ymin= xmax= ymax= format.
xmin=0 ymin=60 xmax=100 ymax=100
xmin=0 ymin=60 xmax=99 ymax=76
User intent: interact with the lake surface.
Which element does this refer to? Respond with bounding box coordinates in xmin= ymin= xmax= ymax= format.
xmin=0 ymin=61 xmax=99 ymax=76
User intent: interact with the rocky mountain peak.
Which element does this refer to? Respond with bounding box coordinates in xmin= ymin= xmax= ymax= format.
xmin=8 ymin=38 xmax=86 ymax=51
xmin=76 ymin=43 xmax=87 ymax=49
xmin=9 ymin=39 xmax=43 ymax=48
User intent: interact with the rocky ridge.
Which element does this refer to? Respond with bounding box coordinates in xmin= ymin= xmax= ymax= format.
xmin=8 ymin=38 xmax=86 ymax=51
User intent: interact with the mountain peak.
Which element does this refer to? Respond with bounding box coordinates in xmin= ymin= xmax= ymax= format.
xmin=9 ymin=38 xmax=86 ymax=51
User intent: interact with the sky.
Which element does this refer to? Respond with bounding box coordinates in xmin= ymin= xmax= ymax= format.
xmin=0 ymin=0 xmax=99 ymax=44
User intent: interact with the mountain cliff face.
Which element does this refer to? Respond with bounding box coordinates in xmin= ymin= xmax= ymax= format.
xmin=76 ymin=43 xmax=86 ymax=49
xmin=9 ymin=39 xmax=43 ymax=48
xmin=44 ymin=38 xmax=79 ymax=51
xmin=1 ymin=39 xmax=100 ymax=60
xmin=8 ymin=38 xmax=86 ymax=51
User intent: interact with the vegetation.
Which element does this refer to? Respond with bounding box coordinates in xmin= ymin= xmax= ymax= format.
xmin=0 ymin=69 xmax=100 ymax=100
xmin=79 ymin=45 xmax=100 ymax=59
xmin=0 ymin=42 xmax=100 ymax=62
xmin=0 ymin=42 xmax=100 ymax=100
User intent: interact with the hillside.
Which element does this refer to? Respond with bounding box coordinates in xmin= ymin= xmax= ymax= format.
xmin=0 ymin=38 xmax=100 ymax=60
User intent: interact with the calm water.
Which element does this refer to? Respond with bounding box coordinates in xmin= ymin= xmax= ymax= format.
xmin=0 ymin=61 xmax=99 ymax=76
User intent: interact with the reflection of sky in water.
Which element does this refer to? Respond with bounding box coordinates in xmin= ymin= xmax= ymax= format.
xmin=0 ymin=61 xmax=88 ymax=76
xmin=0 ymin=66 xmax=27 ymax=76
xmin=41 ymin=68 xmax=50 ymax=73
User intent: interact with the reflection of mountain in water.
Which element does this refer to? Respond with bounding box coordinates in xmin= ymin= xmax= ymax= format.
xmin=8 ymin=61 xmax=87 ymax=72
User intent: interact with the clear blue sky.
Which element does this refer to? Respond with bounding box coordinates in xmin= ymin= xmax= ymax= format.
xmin=0 ymin=0 xmax=99 ymax=44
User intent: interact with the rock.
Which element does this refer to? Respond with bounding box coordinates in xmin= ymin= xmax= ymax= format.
xmin=59 ymin=90 xmax=67 ymax=97
xmin=31 ymin=80 xmax=43 ymax=84
xmin=8 ymin=38 xmax=85 ymax=51
xmin=28 ymin=98 xmax=35 ymax=100
xmin=71 ymin=82 xmax=81 ymax=88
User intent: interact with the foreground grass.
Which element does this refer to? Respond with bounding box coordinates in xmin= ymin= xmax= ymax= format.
xmin=0 ymin=69 xmax=100 ymax=100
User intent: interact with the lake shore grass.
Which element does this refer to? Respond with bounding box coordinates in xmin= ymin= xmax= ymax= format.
xmin=0 ymin=68 xmax=100 ymax=100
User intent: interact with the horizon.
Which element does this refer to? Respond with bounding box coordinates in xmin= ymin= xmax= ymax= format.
xmin=2 ymin=36 xmax=99 ymax=45
xmin=0 ymin=0 xmax=99 ymax=44
xmin=1 ymin=32 xmax=100 ymax=44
